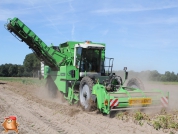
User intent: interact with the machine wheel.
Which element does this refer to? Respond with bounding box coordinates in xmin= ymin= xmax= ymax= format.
xmin=79 ymin=76 xmax=95 ymax=111
xmin=45 ymin=76 xmax=57 ymax=98
xmin=126 ymin=78 xmax=145 ymax=90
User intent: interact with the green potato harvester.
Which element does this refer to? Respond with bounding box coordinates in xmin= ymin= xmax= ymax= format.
xmin=5 ymin=17 xmax=169 ymax=115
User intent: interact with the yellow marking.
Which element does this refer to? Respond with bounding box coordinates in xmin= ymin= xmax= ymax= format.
xmin=129 ymin=98 xmax=152 ymax=106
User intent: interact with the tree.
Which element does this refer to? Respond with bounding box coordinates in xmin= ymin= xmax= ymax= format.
xmin=165 ymin=71 xmax=171 ymax=81
xmin=23 ymin=53 xmax=41 ymax=77
xmin=170 ymin=72 xmax=177 ymax=81
xmin=149 ymin=70 xmax=160 ymax=81
xmin=0 ymin=64 xmax=10 ymax=77
xmin=17 ymin=65 xmax=24 ymax=77
xmin=8 ymin=64 xmax=18 ymax=77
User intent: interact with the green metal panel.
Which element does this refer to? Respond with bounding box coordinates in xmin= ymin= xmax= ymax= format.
xmin=92 ymin=83 xmax=110 ymax=114
xmin=46 ymin=66 xmax=79 ymax=93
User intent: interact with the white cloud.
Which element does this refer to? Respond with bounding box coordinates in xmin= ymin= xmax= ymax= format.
xmin=0 ymin=0 xmax=68 ymax=6
xmin=92 ymin=5 xmax=178 ymax=15
xmin=111 ymin=16 xmax=178 ymax=25
xmin=68 ymin=0 xmax=75 ymax=11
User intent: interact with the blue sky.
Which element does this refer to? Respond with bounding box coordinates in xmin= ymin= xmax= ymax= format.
xmin=0 ymin=0 xmax=178 ymax=74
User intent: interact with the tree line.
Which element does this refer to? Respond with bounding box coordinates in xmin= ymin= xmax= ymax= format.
xmin=115 ymin=70 xmax=178 ymax=82
xmin=149 ymin=70 xmax=178 ymax=82
xmin=0 ymin=53 xmax=177 ymax=82
xmin=0 ymin=53 xmax=40 ymax=77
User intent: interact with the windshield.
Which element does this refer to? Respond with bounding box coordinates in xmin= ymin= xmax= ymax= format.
xmin=76 ymin=48 xmax=102 ymax=72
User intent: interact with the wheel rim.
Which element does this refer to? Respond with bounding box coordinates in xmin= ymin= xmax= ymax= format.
xmin=80 ymin=84 xmax=90 ymax=109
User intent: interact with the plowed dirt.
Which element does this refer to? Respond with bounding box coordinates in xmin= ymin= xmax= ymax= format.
xmin=0 ymin=80 xmax=177 ymax=134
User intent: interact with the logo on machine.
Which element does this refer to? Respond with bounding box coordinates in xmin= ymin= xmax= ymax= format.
xmin=60 ymin=73 xmax=65 ymax=76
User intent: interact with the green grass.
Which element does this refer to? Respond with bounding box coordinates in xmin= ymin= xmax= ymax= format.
xmin=162 ymin=82 xmax=178 ymax=85
xmin=0 ymin=77 xmax=46 ymax=86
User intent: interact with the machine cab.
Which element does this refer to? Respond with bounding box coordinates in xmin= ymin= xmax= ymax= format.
xmin=74 ymin=41 xmax=112 ymax=78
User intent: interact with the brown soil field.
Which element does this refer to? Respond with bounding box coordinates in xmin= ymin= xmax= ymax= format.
xmin=0 ymin=80 xmax=177 ymax=134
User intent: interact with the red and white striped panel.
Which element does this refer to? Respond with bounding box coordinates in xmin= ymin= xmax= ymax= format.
xmin=160 ymin=96 xmax=168 ymax=107
xmin=110 ymin=99 xmax=119 ymax=108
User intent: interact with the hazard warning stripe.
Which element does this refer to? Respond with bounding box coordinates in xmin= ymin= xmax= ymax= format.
xmin=110 ymin=99 xmax=119 ymax=107
xmin=161 ymin=96 xmax=168 ymax=107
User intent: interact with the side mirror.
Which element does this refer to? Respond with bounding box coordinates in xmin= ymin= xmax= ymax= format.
xmin=123 ymin=67 xmax=127 ymax=71
xmin=123 ymin=67 xmax=128 ymax=80
xmin=125 ymin=71 xmax=128 ymax=80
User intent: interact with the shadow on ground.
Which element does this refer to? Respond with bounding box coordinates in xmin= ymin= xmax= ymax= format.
xmin=0 ymin=82 xmax=6 ymax=85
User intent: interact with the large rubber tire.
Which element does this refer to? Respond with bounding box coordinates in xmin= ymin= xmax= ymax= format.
xmin=79 ymin=76 xmax=95 ymax=111
xmin=126 ymin=78 xmax=145 ymax=90
xmin=45 ymin=76 xmax=57 ymax=98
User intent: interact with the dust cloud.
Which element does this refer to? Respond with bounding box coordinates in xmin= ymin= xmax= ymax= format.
xmin=143 ymin=81 xmax=178 ymax=110
xmin=116 ymin=70 xmax=178 ymax=113
xmin=35 ymin=85 xmax=69 ymax=106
